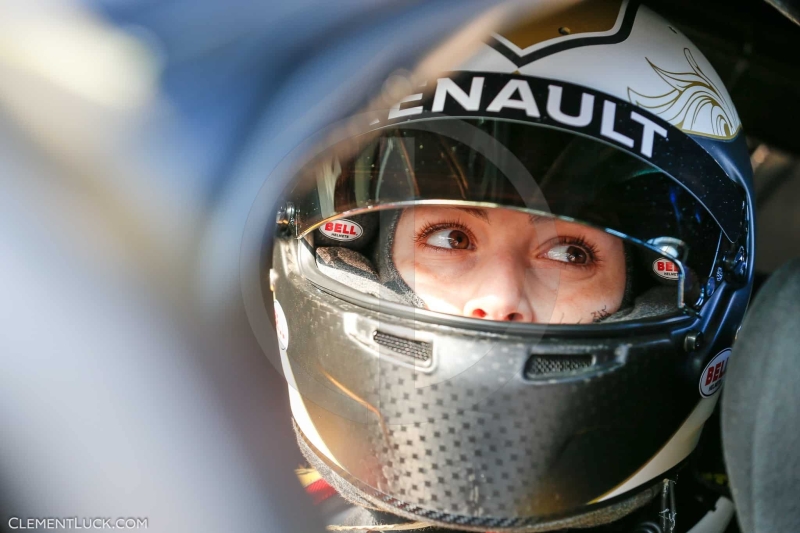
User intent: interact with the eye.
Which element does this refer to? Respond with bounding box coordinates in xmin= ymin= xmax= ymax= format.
xmin=426 ymin=229 xmax=472 ymax=250
xmin=544 ymin=244 xmax=590 ymax=265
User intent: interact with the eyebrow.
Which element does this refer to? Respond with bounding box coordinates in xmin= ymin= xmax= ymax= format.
xmin=443 ymin=206 xmax=490 ymax=222
xmin=444 ymin=206 xmax=548 ymax=226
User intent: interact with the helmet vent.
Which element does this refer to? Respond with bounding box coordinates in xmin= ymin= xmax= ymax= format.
xmin=525 ymin=354 xmax=594 ymax=378
xmin=373 ymin=331 xmax=432 ymax=362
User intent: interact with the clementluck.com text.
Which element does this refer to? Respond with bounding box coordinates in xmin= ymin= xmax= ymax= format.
xmin=8 ymin=517 xmax=148 ymax=530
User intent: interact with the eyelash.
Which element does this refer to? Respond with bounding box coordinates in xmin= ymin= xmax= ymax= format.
xmin=414 ymin=219 xmax=476 ymax=253
xmin=541 ymin=235 xmax=602 ymax=269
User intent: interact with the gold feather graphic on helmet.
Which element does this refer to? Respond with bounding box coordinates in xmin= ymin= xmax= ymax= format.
xmin=628 ymin=48 xmax=741 ymax=140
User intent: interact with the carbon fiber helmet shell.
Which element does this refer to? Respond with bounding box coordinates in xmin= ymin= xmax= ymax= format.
xmin=266 ymin=1 xmax=755 ymax=530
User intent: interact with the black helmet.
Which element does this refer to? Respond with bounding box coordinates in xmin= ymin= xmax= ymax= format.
xmin=256 ymin=2 xmax=755 ymax=530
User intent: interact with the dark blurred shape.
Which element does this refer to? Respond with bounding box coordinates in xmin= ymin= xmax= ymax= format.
xmin=764 ymin=0 xmax=800 ymax=25
xmin=722 ymin=258 xmax=800 ymax=533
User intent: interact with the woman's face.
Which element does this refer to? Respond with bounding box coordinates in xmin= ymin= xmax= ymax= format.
xmin=392 ymin=206 xmax=626 ymax=324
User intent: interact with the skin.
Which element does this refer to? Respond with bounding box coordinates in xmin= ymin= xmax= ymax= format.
xmin=392 ymin=206 xmax=626 ymax=324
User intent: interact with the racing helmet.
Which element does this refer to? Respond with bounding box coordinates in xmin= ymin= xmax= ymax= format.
xmin=262 ymin=1 xmax=755 ymax=530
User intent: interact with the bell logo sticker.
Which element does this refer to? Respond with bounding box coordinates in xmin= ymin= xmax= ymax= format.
xmin=320 ymin=219 xmax=363 ymax=241
xmin=653 ymin=257 xmax=680 ymax=280
xmin=699 ymin=348 xmax=731 ymax=398
xmin=274 ymin=299 xmax=289 ymax=351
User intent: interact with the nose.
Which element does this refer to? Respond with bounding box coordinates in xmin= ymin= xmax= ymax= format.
xmin=462 ymin=265 xmax=534 ymax=322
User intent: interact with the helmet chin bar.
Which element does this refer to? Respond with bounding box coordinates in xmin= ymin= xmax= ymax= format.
xmin=294 ymin=419 xmax=667 ymax=532
xmin=289 ymin=365 xmax=713 ymax=532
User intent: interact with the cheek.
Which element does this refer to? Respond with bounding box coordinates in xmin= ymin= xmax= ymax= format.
xmin=408 ymin=257 xmax=477 ymax=309
xmin=395 ymin=246 xmax=477 ymax=286
xmin=397 ymin=249 xmax=490 ymax=314
xmin=545 ymin=266 xmax=627 ymax=323
xmin=522 ymin=270 xmax=583 ymax=323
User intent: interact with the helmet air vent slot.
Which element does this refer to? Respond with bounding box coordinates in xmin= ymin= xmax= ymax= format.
xmin=525 ymin=353 xmax=594 ymax=378
xmin=373 ymin=331 xmax=432 ymax=362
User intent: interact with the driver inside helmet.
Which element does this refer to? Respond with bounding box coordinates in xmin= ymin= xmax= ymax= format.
xmin=392 ymin=205 xmax=627 ymax=324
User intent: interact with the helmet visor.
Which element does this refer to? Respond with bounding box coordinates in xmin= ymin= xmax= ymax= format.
xmin=289 ymin=118 xmax=735 ymax=322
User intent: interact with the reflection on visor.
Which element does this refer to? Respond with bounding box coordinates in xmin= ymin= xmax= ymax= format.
xmin=312 ymin=206 xmax=685 ymax=325
xmin=294 ymin=119 xmax=726 ymax=282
